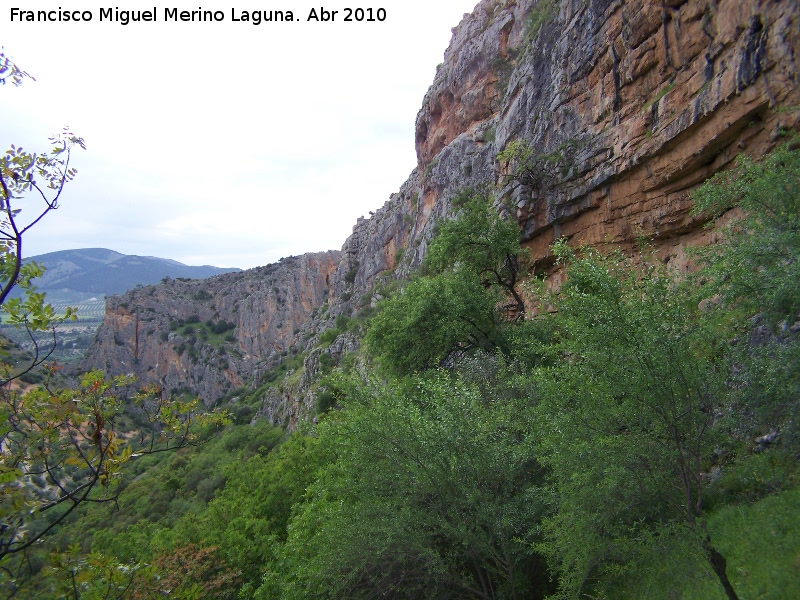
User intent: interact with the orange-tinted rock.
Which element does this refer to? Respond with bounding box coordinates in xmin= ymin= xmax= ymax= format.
xmin=82 ymin=252 xmax=339 ymax=408
xmin=83 ymin=0 xmax=800 ymax=427
xmin=410 ymin=0 xmax=800 ymax=266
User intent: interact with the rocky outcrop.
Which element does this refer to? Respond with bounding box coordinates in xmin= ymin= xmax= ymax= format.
xmin=497 ymin=0 xmax=799 ymax=271
xmin=84 ymin=0 xmax=800 ymax=427
xmin=332 ymin=0 xmax=799 ymax=304
xmin=82 ymin=252 xmax=339 ymax=407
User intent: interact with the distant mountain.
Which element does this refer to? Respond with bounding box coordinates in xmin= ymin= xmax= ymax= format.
xmin=22 ymin=248 xmax=241 ymax=298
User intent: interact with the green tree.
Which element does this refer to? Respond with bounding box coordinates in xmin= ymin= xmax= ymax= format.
xmin=691 ymin=140 xmax=800 ymax=326
xmin=164 ymin=431 xmax=333 ymax=592
xmin=425 ymin=192 xmax=527 ymax=317
xmin=535 ymin=242 xmax=740 ymax=599
xmin=366 ymin=193 xmax=526 ymax=377
xmin=366 ymin=271 xmax=504 ymax=376
xmin=268 ymin=371 xmax=551 ymax=599
xmin=691 ymin=140 xmax=800 ymax=454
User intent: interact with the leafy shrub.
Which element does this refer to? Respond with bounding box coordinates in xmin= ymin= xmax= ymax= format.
xmin=318 ymin=328 xmax=341 ymax=347
xmin=344 ymin=262 xmax=359 ymax=284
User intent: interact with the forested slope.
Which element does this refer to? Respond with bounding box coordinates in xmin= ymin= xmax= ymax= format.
xmin=2 ymin=1 xmax=800 ymax=598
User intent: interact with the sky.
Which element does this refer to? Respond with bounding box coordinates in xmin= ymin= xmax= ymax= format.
xmin=1 ymin=1 xmax=479 ymax=269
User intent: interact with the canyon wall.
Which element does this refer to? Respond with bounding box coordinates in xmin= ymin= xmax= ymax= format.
xmin=85 ymin=0 xmax=800 ymax=425
xmin=82 ymin=252 xmax=339 ymax=410
xmin=331 ymin=0 xmax=799 ymax=314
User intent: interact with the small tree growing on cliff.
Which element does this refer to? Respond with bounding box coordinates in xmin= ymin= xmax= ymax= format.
xmin=496 ymin=139 xmax=581 ymax=199
xmin=366 ymin=192 xmax=527 ymax=376
xmin=425 ymin=191 xmax=527 ymax=318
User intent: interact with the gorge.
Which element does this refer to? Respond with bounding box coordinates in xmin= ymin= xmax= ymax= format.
xmin=83 ymin=0 xmax=800 ymax=426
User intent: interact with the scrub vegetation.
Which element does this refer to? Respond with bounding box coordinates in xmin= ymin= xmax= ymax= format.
xmin=2 ymin=51 xmax=798 ymax=599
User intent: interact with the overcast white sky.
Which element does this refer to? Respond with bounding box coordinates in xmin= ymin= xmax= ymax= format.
xmin=2 ymin=1 xmax=478 ymax=268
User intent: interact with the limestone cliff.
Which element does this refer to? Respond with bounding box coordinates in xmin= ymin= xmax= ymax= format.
xmin=337 ymin=0 xmax=799 ymax=303
xmin=82 ymin=252 xmax=339 ymax=410
xmin=84 ymin=0 xmax=800 ymax=426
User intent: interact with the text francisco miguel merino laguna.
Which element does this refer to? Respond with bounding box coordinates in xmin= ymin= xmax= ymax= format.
xmin=9 ymin=6 xmax=388 ymax=25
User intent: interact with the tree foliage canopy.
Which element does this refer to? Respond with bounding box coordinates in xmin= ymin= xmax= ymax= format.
xmin=268 ymin=371 xmax=551 ymax=599
xmin=366 ymin=271 xmax=504 ymax=376
xmin=366 ymin=193 xmax=526 ymax=377
xmin=424 ymin=191 xmax=526 ymax=316
xmin=691 ymin=139 xmax=800 ymax=327
xmin=535 ymin=242 xmax=737 ymax=598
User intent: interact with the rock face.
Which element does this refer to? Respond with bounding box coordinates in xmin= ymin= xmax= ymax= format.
xmin=502 ymin=0 xmax=799 ymax=270
xmin=328 ymin=0 xmax=800 ymax=315
xmin=84 ymin=0 xmax=800 ymax=426
xmin=82 ymin=252 xmax=339 ymax=409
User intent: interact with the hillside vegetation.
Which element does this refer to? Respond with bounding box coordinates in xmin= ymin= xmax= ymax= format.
xmin=3 ymin=1 xmax=800 ymax=595
xmin=4 ymin=141 xmax=798 ymax=599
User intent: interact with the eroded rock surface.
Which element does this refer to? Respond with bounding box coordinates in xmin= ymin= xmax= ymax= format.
xmin=328 ymin=0 xmax=800 ymax=316
xmin=84 ymin=0 xmax=800 ymax=426
xmin=82 ymin=252 xmax=339 ymax=409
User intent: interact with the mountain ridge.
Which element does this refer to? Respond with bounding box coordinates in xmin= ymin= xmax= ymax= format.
xmin=24 ymin=248 xmax=241 ymax=298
